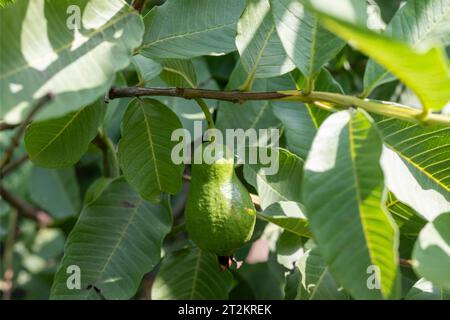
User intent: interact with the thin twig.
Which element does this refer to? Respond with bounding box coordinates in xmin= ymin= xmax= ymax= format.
xmin=0 ymin=94 xmax=53 ymax=169
xmin=0 ymin=122 xmax=20 ymax=131
xmin=109 ymin=87 xmax=289 ymax=103
xmin=0 ymin=154 xmax=29 ymax=178
xmin=399 ymin=258 xmax=413 ymax=268
xmin=132 ymin=0 xmax=146 ymax=12
xmin=0 ymin=186 xmax=53 ymax=228
xmin=108 ymin=87 xmax=450 ymax=126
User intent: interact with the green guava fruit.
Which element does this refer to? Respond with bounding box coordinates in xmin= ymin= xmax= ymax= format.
xmin=185 ymin=144 xmax=256 ymax=257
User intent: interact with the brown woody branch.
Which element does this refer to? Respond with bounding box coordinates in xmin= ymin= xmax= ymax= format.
xmin=108 ymin=86 xmax=450 ymax=127
xmin=0 ymin=155 xmax=28 ymax=179
xmin=0 ymin=186 xmax=53 ymax=228
xmin=108 ymin=87 xmax=290 ymax=103
xmin=0 ymin=93 xmax=53 ymax=169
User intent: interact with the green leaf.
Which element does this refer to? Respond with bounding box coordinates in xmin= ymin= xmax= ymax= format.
xmin=160 ymin=59 xmax=197 ymax=88
xmin=0 ymin=0 xmax=143 ymax=124
xmin=296 ymin=248 xmax=349 ymax=300
xmin=29 ymin=167 xmax=80 ymax=219
xmin=118 ymin=99 xmax=183 ymax=202
xmin=236 ymin=0 xmax=295 ymax=84
xmin=132 ymin=55 xmax=162 ymax=84
xmin=259 ymin=201 xmax=311 ymax=238
xmin=299 ymin=0 xmax=368 ymax=25
xmin=385 ymin=192 xmax=426 ymax=237
xmin=376 ymin=117 xmax=450 ymax=221
xmin=270 ymin=0 xmax=345 ymax=81
xmin=273 ymin=68 xmax=342 ymax=159
xmin=306 ymin=7 xmax=450 ymax=111
xmin=24 ymin=102 xmax=105 ymax=168
xmin=216 ymin=62 xmax=290 ymax=132
xmin=50 ymin=178 xmax=171 ymax=299
xmin=302 ymin=110 xmax=398 ymax=299
xmin=231 ymin=254 xmax=286 ymax=300
xmin=405 ymin=278 xmax=450 ymax=300
xmin=412 ymin=212 xmax=450 ymax=290
xmin=364 ymin=0 xmax=450 ymax=95
xmin=276 ymin=230 xmax=305 ymax=269
xmin=244 ymin=148 xmax=304 ymax=209
xmin=151 ymin=247 xmax=233 ymax=300
xmin=141 ymin=0 xmax=245 ymax=59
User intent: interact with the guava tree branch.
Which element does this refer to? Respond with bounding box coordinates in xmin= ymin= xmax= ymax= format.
xmin=0 ymin=93 xmax=53 ymax=170
xmin=0 ymin=186 xmax=53 ymax=228
xmin=108 ymin=87 xmax=450 ymax=127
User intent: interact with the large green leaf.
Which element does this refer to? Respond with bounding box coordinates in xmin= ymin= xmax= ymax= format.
xmin=412 ymin=212 xmax=450 ymax=290
xmin=151 ymin=247 xmax=233 ymax=300
xmin=24 ymin=102 xmax=105 ymax=168
xmin=244 ymin=148 xmax=304 ymax=209
xmin=405 ymin=278 xmax=450 ymax=300
xmin=236 ymin=0 xmax=295 ymax=85
xmin=305 ymin=5 xmax=450 ymax=112
xmin=0 ymin=0 xmax=143 ymax=124
xmin=118 ymin=99 xmax=184 ymax=202
xmin=141 ymin=0 xmax=245 ymax=59
xmin=302 ymin=110 xmax=398 ymax=299
xmin=270 ymin=0 xmax=345 ymax=81
xmin=376 ymin=117 xmax=450 ymax=221
xmin=364 ymin=0 xmax=450 ymax=96
xmin=295 ymin=248 xmax=349 ymax=300
xmin=273 ymin=68 xmax=342 ymax=159
xmin=259 ymin=201 xmax=310 ymax=237
xmin=50 ymin=178 xmax=171 ymax=299
xmin=29 ymin=167 xmax=80 ymax=219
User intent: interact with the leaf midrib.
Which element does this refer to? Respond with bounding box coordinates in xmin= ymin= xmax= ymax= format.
xmin=31 ymin=108 xmax=84 ymax=161
xmin=139 ymin=101 xmax=162 ymax=191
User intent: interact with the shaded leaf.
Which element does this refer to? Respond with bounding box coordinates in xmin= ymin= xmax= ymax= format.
xmin=259 ymin=201 xmax=310 ymax=238
xmin=244 ymin=148 xmax=304 ymax=209
xmin=118 ymin=99 xmax=184 ymax=201
xmin=50 ymin=178 xmax=171 ymax=299
xmin=152 ymin=247 xmax=233 ymax=300
xmin=296 ymin=248 xmax=349 ymax=300
xmin=413 ymin=212 xmax=450 ymax=290
xmin=405 ymin=278 xmax=450 ymax=300
xmin=25 ymin=102 xmax=105 ymax=168
xmin=29 ymin=167 xmax=80 ymax=219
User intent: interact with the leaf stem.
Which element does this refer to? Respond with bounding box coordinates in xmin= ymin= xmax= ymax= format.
xmin=194 ymin=98 xmax=215 ymax=129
